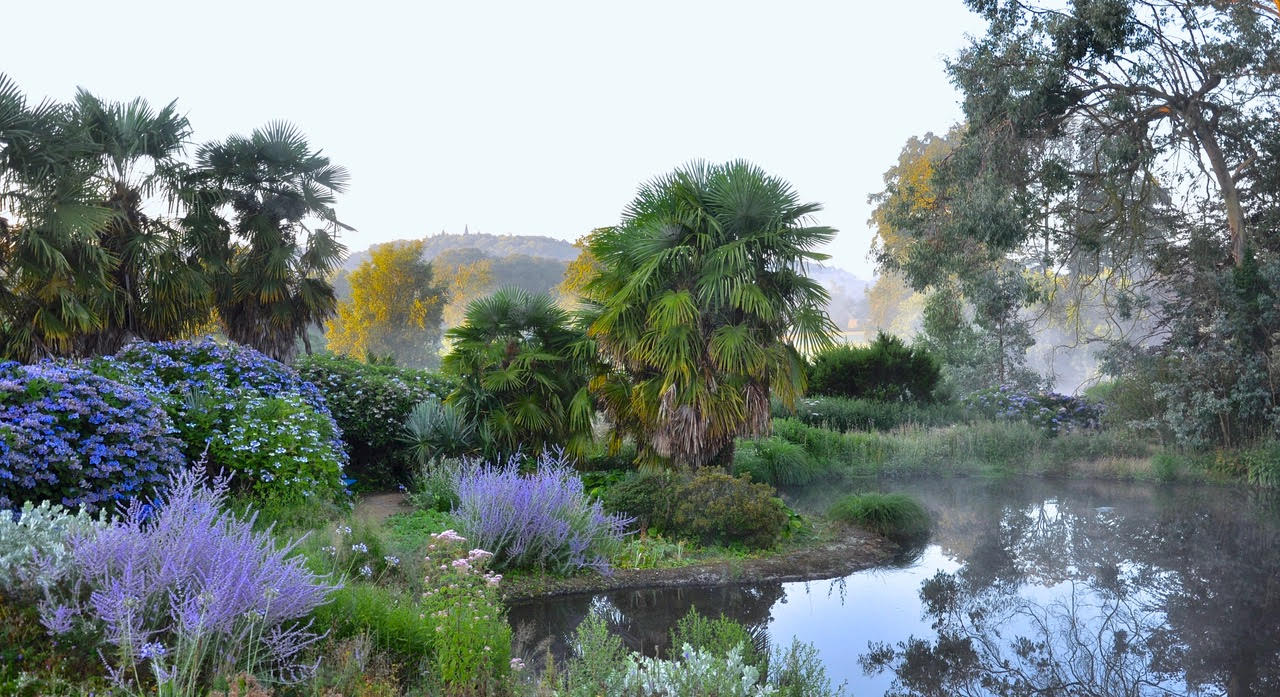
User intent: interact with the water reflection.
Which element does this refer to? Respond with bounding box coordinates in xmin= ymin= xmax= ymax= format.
xmin=511 ymin=480 xmax=1280 ymax=696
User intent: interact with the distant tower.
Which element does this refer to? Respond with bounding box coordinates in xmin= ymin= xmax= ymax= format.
xmin=463 ymin=224 xmax=470 ymax=236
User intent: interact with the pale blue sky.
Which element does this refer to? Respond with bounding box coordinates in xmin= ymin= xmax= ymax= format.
xmin=5 ymin=1 xmax=985 ymax=278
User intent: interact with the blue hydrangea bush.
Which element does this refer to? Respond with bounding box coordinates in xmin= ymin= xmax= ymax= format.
xmin=963 ymin=385 xmax=1104 ymax=435
xmin=95 ymin=339 xmax=348 ymax=502
xmin=0 ymin=361 xmax=184 ymax=510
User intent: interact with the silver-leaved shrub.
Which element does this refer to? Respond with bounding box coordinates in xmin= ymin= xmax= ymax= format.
xmin=0 ymin=501 xmax=106 ymax=601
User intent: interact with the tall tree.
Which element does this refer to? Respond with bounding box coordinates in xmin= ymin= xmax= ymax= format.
xmin=192 ymin=122 xmax=349 ymax=362
xmin=325 ymin=239 xmax=447 ymax=368
xmin=72 ymin=90 xmax=211 ymax=355
xmin=581 ymin=160 xmax=837 ymax=468
xmin=947 ymin=0 xmax=1280 ymax=268
xmin=442 ymin=288 xmax=595 ymax=456
xmin=0 ymin=74 xmax=111 ymax=361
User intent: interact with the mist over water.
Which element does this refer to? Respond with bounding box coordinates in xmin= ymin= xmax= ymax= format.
xmin=511 ymin=479 xmax=1280 ymax=696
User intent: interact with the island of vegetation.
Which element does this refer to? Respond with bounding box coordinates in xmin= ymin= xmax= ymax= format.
xmin=2 ymin=1 xmax=1280 ymax=694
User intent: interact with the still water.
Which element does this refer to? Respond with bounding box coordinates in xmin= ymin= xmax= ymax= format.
xmin=509 ymin=478 xmax=1280 ymax=696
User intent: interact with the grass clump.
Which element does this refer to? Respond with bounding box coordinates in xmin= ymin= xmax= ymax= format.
xmin=828 ymin=492 xmax=930 ymax=544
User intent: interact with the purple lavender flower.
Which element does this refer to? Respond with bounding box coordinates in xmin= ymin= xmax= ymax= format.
xmin=451 ymin=449 xmax=633 ymax=575
xmin=47 ymin=465 xmax=336 ymax=687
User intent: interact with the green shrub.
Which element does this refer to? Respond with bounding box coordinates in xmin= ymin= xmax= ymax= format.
xmin=732 ymin=436 xmax=828 ymax=487
xmin=672 ymin=472 xmax=788 ymax=549
xmin=402 ymin=399 xmax=477 ymax=467
xmin=1243 ymin=442 xmax=1280 ymax=488
xmin=297 ymin=353 xmax=453 ymax=486
xmin=776 ymin=394 xmax=963 ymax=432
xmin=670 ymin=607 xmax=761 ymax=666
xmin=1152 ymin=452 xmax=1181 ymax=482
xmin=205 ymin=392 xmax=347 ymax=503
xmin=408 ymin=458 xmax=464 ymax=513
xmin=828 ymin=492 xmax=930 ymax=543
xmin=312 ymin=585 xmax=436 ymax=665
xmin=600 ymin=470 xmax=681 ymax=534
xmin=807 ymin=332 xmax=941 ymax=403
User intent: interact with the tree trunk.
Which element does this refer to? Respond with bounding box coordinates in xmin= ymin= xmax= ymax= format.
xmin=1190 ymin=118 xmax=1248 ymax=266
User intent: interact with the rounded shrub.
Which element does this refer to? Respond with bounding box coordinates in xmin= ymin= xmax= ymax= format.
xmin=828 ymin=492 xmax=930 ymax=543
xmin=807 ymin=332 xmax=941 ymax=403
xmin=0 ymin=361 xmax=184 ymax=510
xmin=672 ymin=471 xmax=788 ymax=549
xmin=297 ymin=353 xmax=454 ymax=484
xmin=95 ymin=339 xmax=348 ymax=502
xmin=600 ymin=469 xmax=680 ymax=534
xmin=732 ymin=436 xmax=826 ymax=487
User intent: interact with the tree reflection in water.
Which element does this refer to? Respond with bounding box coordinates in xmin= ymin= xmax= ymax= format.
xmin=861 ymin=482 xmax=1280 ymax=697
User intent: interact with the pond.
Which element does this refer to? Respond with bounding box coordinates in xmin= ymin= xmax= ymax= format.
xmin=509 ymin=478 xmax=1280 ymax=696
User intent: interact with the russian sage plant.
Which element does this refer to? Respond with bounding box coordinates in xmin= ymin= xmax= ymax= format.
xmin=44 ymin=466 xmax=335 ymax=694
xmin=451 ymin=450 xmax=633 ymax=574
xmin=0 ymin=501 xmax=106 ymax=601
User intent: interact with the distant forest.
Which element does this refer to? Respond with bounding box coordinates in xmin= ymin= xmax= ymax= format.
xmin=334 ymin=232 xmax=871 ymax=332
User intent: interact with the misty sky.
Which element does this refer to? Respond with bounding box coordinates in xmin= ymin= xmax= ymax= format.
xmin=5 ymin=1 xmax=985 ymax=279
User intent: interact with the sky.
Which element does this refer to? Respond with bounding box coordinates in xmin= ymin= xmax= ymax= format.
xmin=4 ymin=0 xmax=986 ymax=279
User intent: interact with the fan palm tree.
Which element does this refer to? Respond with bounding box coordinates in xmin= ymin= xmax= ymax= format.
xmin=71 ymin=89 xmax=212 ymax=355
xmin=192 ymin=122 xmax=349 ymax=362
xmin=0 ymin=74 xmax=112 ymax=361
xmin=442 ymin=287 xmax=595 ymax=457
xmin=581 ymin=160 xmax=837 ymax=468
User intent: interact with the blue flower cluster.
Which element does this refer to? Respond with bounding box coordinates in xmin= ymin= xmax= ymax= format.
xmin=0 ymin=361 xmax=184 ymax=510
xmin=963 ymin=385 xmax=1104 ymax=435
xmin=95 ymin=339 xmax=349 ymax=501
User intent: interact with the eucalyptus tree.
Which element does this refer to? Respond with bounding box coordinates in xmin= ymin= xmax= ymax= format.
xmin=0 ymin=74 xmax=109 ymax=361
xmin=442 ymin=287 xmax=595 ymax=457
xmin=192 ymin=122 xmax=349 ymax=362
xmin=581 ymin=160 xmax=837 ymax=469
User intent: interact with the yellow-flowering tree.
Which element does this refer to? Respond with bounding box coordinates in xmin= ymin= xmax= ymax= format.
xmin=325 ymin=240 xmax=447 ymax=368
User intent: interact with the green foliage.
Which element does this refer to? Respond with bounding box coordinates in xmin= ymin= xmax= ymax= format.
xmin=558 ymin=614 xmax=630 ymax=696
xmin=407 ymin=458 xmax=464 ymax=513
xmin=828 ymin=492 xmax=930 ymax=544
xmin=670 ymin=607 xmax=761 ymax=666
xmin=807 ymin=332 xmax=940 ymax=403
xmin=599 ymin=470 xmax=681 ymax=534
xmin=769 ymin=639 xmax=848 ymax=697
xmin=195 ymin=121 xmax=349 ymax=363
xmin=581 ymin=160 xmax=838 ymax=468
xmin=383 ymin=509 xmax=457 ymax=549
xmin=775 ymin=395 xmax=964 ymax=433
xmin=443 ymin=287 xmax=595 ymax=457
xmin=672 ymin=472 xmax=789 ymax=550
xmin=759 ymin=417 xmax=1157 ymax=481
xmin=732 ymin=436 xmax=831 ymax=488
xmin=312 ymin=585 xmax=436 ymax=666
xmin=205 ymin=393 xmax=346 ymax=503
xmin=402 ymin=399 xmax=477 ymax=467
xmin=296 ymin=353 xmax=453 ymax=486
xmin=0 ymin=600 xmax=108 ymax=696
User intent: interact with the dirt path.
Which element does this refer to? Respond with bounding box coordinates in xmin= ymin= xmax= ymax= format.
xmin=353 ymin=491 xmax=408 ymax=524
xmin=503 ymin=527 xmax=896 ymax=602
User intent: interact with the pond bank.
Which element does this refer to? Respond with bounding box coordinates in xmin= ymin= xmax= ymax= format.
xmin=501 ymin=526 xmax=896 ymax=602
